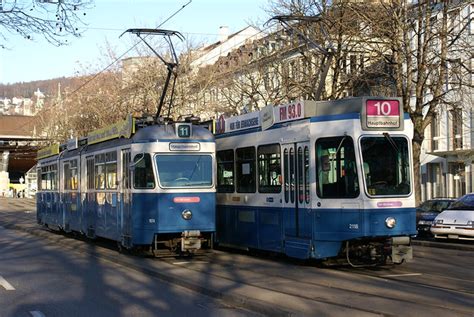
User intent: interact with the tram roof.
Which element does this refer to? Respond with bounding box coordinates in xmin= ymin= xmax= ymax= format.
xmin=37 ymin=120 xmax=215 ymax=161
xmin=216 ymin=96 xmax=404 ymax=135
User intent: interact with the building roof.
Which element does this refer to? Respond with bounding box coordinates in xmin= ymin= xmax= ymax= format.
xmin=0 ymin=115 xmax=38 ymax=139
xmin=190 ymin=26 xmax=263 ymax=68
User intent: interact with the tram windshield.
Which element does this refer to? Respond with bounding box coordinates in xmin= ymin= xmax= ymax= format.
xmin=156 ymin=155 xmax=213 ymax=188
xmin=361 ymin=135 xmax=411 ymax=196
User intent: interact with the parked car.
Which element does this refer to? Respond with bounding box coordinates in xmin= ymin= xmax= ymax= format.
xmin=431 ymin=193 xmax=474 ymax=241
xmin=416 ymin=198 xmax=455 ymax=236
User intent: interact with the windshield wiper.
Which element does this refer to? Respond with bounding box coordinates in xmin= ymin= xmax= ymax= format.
xmin=383 ymin=133 xmax=399 ymax=154
xmin=188 ymin=156 xmax=202 ymax=180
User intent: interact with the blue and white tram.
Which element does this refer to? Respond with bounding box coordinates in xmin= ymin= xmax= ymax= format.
xmin=36 ymin=116 xmax=216 ymax=255
xmin=215 ymin=97 xmax=415 ymax=265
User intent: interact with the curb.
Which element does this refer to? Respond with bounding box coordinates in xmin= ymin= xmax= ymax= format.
xmin=411 ymin=239 xmax=474 ymax=252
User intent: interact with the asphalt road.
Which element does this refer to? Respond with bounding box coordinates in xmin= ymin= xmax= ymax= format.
xmin=0 ymin=222 xmax=260 ymax=317
xmin=1 ymin=197 xmax=473 ymax=316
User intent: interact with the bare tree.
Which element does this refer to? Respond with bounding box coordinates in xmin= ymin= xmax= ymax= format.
xmin=349 ymin=0 xmax=473 ymax=203
xmin=0 ymin=0 xmax=93 ymax=46
xmin=266 ymin=0 xmax=473 ymax=203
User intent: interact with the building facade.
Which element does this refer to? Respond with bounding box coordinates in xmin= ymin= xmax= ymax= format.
xmin=420 ymin=1 xmax=474 ymax=200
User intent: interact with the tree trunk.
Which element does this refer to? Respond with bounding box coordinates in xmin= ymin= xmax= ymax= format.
xmin=412 ymin=138 xmax=423 ymax=206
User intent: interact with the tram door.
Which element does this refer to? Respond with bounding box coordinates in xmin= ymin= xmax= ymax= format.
xmin=120 ymin=149 xmax=132 ymax=247
xmin=282 ymin=142 xmax=311 ymax=239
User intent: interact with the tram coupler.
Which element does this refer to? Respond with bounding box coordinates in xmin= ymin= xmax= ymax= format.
xmin=390 ymin=236 xmax=413 ymax=264
xmin=181 ymin=230 xmax=201 ymax=252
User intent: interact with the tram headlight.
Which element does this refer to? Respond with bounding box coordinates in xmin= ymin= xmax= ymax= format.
xmin=182 ymin=209 xmax=193 ymax=220
xmin=385 ymin=217 xmax=396 ymax=229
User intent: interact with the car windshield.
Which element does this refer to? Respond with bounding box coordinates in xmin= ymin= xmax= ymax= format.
xmin=156 ymin=154 xmax=213 ymax=188
xmin=361 ymin=136 xmax=411 ymax=196
xmin=418 ymin=200 xmax=452 ymax=212
xmin=448 ymin=194 xmax=474 ymax=210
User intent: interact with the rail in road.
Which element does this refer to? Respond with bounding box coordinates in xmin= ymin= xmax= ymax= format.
xmin=1 ymin=197 xmax=473 ymax=316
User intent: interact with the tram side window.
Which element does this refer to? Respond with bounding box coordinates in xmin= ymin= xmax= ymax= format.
xmin=316 ymin=137 xmax=359 ymax=198
xmin=258 ymin=144 xmax=281 ymax=193
xmin=93 ymin=152 xmax=117 ymax=190
xmin=133 ymin=153 xmax=155 ymax=189
xmin=86 ymin=157 xmax=94 ymax=190
xmin=64 ymin=160 xmax=78 ymax=190
xmin=51 ymin=164 xmax=57 ymax=190
xmin=37 ymin=168 xmax=41 ymax=191
xmin=217 ymin=150 xmax=234 ymax=193
xmin=40 ymin=164 xmax=57 ymax=190
xmin=106 ymin=151 xmax=117 ymax=189
xmin=236 ymin=147 xmax=256 ymax=193
xmin=95 ymin=154 xmax=106 ymax=190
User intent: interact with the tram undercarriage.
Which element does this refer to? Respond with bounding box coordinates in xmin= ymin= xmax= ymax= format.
xmin=145 ymin=231 xmax=214 ymax=257
xmin=339 ymin=237 xmax=413 ymax=267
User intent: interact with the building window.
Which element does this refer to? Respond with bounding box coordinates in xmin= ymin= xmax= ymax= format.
xmin=429 ymin=163 xmax=445 ymax=198
xmin=451 ymin=108 xmax=463 ymax=150
xmin=350 ymin=55 xmax=357 ymax=74
xmin=431 ymin=112 xmax=440 ymax=151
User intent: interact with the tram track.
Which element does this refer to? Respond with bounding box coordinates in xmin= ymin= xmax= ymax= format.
xmin=161 ymin=251 xmax=474 ymax=317
xmin=1 ymin=207 xmax=473 ymax=316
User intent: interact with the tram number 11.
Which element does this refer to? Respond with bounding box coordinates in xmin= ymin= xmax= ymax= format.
xmin=177 ymin=124 xmax=191 ymax=138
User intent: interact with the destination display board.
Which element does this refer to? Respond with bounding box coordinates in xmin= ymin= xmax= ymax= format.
xmin=361 ymin=97 xmax=403 ymax=131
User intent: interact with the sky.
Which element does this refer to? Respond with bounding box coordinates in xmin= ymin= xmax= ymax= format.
xmin=0 ymin=0 xmax=270 ymax=84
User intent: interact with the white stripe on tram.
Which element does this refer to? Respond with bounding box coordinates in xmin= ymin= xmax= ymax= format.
xmin=30 ymin=311 xmax=46 ymax=317
xmin=0 ymin=276 xmax=15 ymax=290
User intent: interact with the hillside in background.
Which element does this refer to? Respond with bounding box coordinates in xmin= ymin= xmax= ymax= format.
xmin=0 ymin=77 xmax=84 ymax=99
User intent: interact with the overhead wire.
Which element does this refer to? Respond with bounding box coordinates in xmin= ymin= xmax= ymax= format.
xmin=5 ymin=0 xmax=193 ymax=141
xmin=7 ymin=3 xmax=278 ymax=147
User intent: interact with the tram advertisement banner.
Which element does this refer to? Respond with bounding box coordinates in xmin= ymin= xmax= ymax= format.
xmin=87 ymin=115 xmax=135 ymax=145
xmin=262 ymin=101 xmax=305 ymax=130
xmin=37 ymin=143 xmax=60 ymax=159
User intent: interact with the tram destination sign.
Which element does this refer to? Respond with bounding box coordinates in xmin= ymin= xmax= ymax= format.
xmin=362 ymin=98 xmax=403 ymax=131
xmin=169 ymin=142 xmax=200 ymax=151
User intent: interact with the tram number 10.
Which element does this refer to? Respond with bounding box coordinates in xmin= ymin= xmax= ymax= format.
xmin=365 ymin=99 xmax=400 ymax=129
xmin=366 ymin=100 xmax=399 ymax=117
xmin=374 ymin=101 xmax=393 ymax=116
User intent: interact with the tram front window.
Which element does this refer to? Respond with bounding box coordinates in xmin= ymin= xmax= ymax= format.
xmin=361 ymin=135 xmax=411 ymax=196
xmin=156 ymin=155 xmax=212 ymax=188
